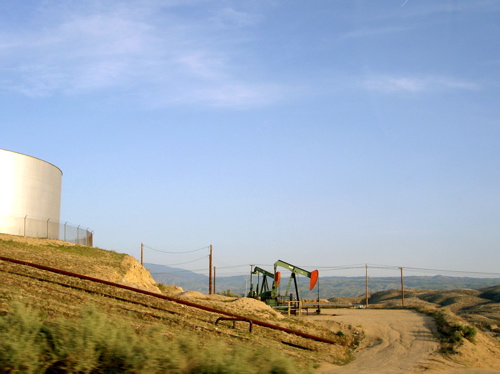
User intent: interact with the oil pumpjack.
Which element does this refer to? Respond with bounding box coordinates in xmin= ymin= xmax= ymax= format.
xmin=248 ymin=260 xmax=319 ymax=308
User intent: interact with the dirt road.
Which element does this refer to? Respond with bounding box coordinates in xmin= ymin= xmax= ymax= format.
xmin=308 ymin=309 xmax=500 ymax=374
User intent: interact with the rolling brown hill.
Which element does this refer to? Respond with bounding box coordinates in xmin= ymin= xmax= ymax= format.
xmin=363 ymin=287 xmax=500 ymax=338
xmin=2 ymin=233 xmax=500 ymax=373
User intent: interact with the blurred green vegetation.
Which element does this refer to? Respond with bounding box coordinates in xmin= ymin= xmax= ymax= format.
xmin=0 ymin=300 xmax=312 ymax=374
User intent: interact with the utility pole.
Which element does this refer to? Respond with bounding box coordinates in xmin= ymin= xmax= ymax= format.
xmin=365 ymin=264 xmax=369 ymax=308
xmin=141 ymin=243 xmax=144 ymax=266
xmin=213 ymin=266 xmax=216 ymax=294
xmin=209 ymin=244 xmax=213 ymax=295
xmin=400 ymin=267 xmax=405 ymax=306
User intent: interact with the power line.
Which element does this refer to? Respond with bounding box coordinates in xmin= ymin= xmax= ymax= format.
xmin=143 ymin=244 xmax=209 ymax=254
xmin=313 ymin=265 xmax=366 ymax=271
xmin=164 ymin=255 xmax=209 ymax=267
xmin=210 ymin=264 xmax=251 ymax=270
xmin=316 ymin=263 xmax=500 ymax=277
xmin=312 ymin=264 xmax=367 ymax=269
xmin=366 ymin=264 xmax=400 ymax=270
xmin=156 ymin=265 xmax=251 ymax=276
xmin=398 ymin=266 xmax=500 ymax=277
xmin=147 ymin=258 xmax=500 ymax=278
xmin=286 ymin=263 xmax=500 ymax=277
xmin=363 ymin=264 xmax=500 ymax=276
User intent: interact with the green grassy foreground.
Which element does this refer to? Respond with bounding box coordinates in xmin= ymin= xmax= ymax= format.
xmin=0 ymin=301 xmax=309 ymax=374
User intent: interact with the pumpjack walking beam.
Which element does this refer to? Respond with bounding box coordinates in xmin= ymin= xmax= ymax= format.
xmin=272 ymin=260 xmax=319 ymax=302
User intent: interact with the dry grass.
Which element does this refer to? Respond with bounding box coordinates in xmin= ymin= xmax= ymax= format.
xmin=0 ymin=233 xmax=127 ymax=277
xmin=325 ymin=285 xmax=500 ymax=340
xmin=0 ymin=233 xmax=159 ymax=291
xmin=0 ymin=235 xmax=357 ymax=370
xmin=4 ymin=234 xmax=498 ymax=371
xmin=369 ymin=288 xmax=500 ymax=339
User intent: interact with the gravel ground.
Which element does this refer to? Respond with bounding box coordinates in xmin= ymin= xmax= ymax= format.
xmin=309 ymin=309 xmax=500 ymax=374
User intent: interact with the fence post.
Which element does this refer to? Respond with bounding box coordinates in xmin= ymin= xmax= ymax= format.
xmin=64 ymin=222 xmax=67 ymax=241
xmin=77 ymin=225 xmax=80 ymax=244
xmin=24 ymin=215 xmax=27 ymax=237
xmin=400 ymin=267 xmax=405 ymax=307
xmin=46 ymin=218 xmax=50 ymax=239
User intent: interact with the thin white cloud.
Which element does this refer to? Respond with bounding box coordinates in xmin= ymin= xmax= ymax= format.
xmin=358 ymin=1 xmax=499 ymax=23
xmin=190 ymin=82 xmax=284 ymax=108
xmin=339 ymin=26 xmax=412 ymax=41
xmin=211 ymin=7 xmax=263 ymax=27
xmin=175 ymin=52 xmax=227 ymax=81
xmin=362 ymin=75 xmax=481 ymax=93
xmin=0 ymin=1 xmax=283 ymax=108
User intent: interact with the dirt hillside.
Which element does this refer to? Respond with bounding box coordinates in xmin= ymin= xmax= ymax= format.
xmin=329 ymin=287 xmax=500 ymax=339
xmin=2 ymin=234 xmax=500 ymax=373
xmin=0 ymin=234 xmax=358 ymax=370
xmin=313 ymin=309 xmax=500 ymax=374
xmin=0 ymin=233 xmax=159 ymax=292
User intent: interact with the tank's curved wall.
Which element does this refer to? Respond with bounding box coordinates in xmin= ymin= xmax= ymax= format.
xmin=0 ymin=149 xmax=62 ymax=238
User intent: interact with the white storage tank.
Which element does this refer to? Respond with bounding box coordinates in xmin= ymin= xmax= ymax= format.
xmin=0 ymin=149 xmax=62 ymax=239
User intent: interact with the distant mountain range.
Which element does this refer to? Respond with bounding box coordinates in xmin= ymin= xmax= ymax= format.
xmin=145 ymin=263 xmax=500 ymax=298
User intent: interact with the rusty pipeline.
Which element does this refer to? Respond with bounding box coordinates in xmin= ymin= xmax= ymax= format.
xmin=0 ymin=255 xmax=341 ymax=346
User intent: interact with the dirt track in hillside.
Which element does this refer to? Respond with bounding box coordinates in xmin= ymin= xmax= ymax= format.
xmin=309 ymin=309 xmax=500 ymax=374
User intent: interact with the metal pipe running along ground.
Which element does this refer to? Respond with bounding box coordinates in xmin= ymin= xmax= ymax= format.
xmin=0 ymin=256 xmax=341 ymax=346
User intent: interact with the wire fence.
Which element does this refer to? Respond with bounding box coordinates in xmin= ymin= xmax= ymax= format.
xmin=0 ymin=215 xmax=93 ymax=246
xmin=143 ymin=243 xmax=500 ymax=298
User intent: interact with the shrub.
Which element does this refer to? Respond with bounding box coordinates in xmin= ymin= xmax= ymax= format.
xmin=417 ymin=307 xmax=478 ymax=354
xmin=460 ymin=325 xmax=477 ymax=342
xmin=0 ymin=300 xmax=310 ymax=373
xmin=0 ymin=302 xmax=46 ymax=373
xmin=155 ymin=282 xmax=181 ymax=295
xmin=44 ymin=306 xmax=142 ymax=373
xmin=219 ymin=289 xmax=241 ymax=298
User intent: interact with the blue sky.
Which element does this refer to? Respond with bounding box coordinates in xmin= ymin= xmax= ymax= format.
xmin=1 ymin=1 xmax=498 ymax=278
